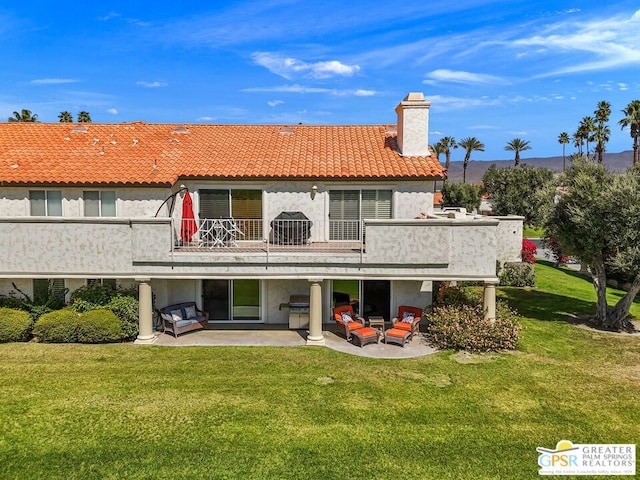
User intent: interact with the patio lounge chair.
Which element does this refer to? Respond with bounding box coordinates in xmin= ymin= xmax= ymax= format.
xmin=333 ymin=305 xmax=365 ymax=341
xmin=391 ymin=305 xmax=422 ymax=339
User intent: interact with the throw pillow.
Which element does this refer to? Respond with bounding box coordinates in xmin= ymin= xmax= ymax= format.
xmin=170 ymin=309 xmax=183 ymax=321
xmin=341 ymin=312 xmax=353 ymax=323
xmin=184 ymin=305 xmax=197 ymax=319
xmin=402 ymin=313 xmax=415 ymax=323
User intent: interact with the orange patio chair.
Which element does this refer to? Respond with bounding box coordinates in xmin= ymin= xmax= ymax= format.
xmin=333 ymin=305 xmax=365 ymax=341
xmin=391 ymin=305 xmax=422 ymax=339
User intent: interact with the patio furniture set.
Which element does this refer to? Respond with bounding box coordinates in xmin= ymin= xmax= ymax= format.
xmin=332 ymin=305 xmax=423 ymax=348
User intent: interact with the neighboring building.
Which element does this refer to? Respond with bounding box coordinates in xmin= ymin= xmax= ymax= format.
xmin=0 ymin=93 xmax=521 ymax=344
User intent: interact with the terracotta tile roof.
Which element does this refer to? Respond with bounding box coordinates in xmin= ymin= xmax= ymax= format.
xmin=0 ymin=123 xmax=444 ymax=186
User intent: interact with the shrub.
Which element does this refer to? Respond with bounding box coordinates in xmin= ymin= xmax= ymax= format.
xmin=33 ymin=310 xmax=80 ymax=343
xmin=106 ymin=294 xmax=139 ymax=340
xmin=428 ymin=302 xmax=521 ymax=352
xmin=499 ymin=262 xmax=535 ymax=287
xmin=77 ymin=309 xmax=122 ymax=343
xmin=434 ymin=282 xmax=481 ymax=308
xmin=441 ymin=183 xmax=482 ymax=212
xmin=542 ymin=237 xmax=568 ymax=266
xmin=521 ymin=239 xmax=537 ymax=264
xmin=0 ymin=296 xmax=25 ymax=310
xmin=70 ymin=283 xmax=116 ymax=306
xmin=0 ymin=308 xmax=33 ymax=342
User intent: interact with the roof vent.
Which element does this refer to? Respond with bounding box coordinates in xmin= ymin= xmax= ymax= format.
xmin=279 ymin=126 xmax=294 ymax=135
xmin=70 ymin=125 xmax=88 ymax=134
xmin=171 ymin=125 xmax=190 ymax=135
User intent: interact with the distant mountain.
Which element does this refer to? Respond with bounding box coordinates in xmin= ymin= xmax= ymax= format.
xmin=444 ymin=151 xmax=635 ymax=184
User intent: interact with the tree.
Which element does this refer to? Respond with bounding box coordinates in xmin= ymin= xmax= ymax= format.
xmin=458 ymin=137 xmax=484 ymax=184
xmin=430 ymin=142 xmax=445 ymax=161
xmin=578 ymin=116 xmax=595 ymax=158
xmin=504 ymin=138 xmax=531 ymax=167
xmin=572 ymin=129 xmax=584 ymax=155
xmin=558 ymin=132 xmax=570 ymax=171
xmin=543 ymin=159 xmax=640 ymax=330
xmin=441 ymin=182 xmax=482 ymax=213
xmin=482 ymin=164 xmax=554 ymax=226
xmin=77 ymin=111 xmax=92 ymax=123
xmin=619 ymin=99 xmax=640 ymax=166
xmin=8 ymin=109 xmax=38 ymax=122
xmin=437 ymin=136 xmax=457 ymax=183
xmin=593 ymin=101 xmax=611 ymax=164
xmin=58 ymin=111 xmax=73 ymax=123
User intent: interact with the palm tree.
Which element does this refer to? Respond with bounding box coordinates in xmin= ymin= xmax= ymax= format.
xmin=430 ymin=142 xmax=445 ymax=161
xmin=77 ymin=111 xmax=92 ymax=123
xmin=572 ymin=130 xmax=584 ymax=155
xmin=437 ymin=136 xmax=457 ymax=183
xmin=558 ymin=132 xmax=570 ymax=171
xmin=594 ymin=101 xmax=611 ymax=164
xmin=579 ymin=116 xmax=595 ymax=158
xmin=458 ymin=137 xmax=485 ymax=183
xmin=592 ymin=124 xmax=611 ymax=164
xmin=8 ymin=109 xmax=38 ymax=122
xmin=619 ymin=99 xmax=640 ymax=166
xmin=504 ymin=138 xmax=531 ymax=167
xmin=58 ymin=111 xmax=73 ymax=123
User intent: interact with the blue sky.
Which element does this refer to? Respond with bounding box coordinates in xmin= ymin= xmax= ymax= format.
xmin=1 ymin=1 xmax=640 ymax=160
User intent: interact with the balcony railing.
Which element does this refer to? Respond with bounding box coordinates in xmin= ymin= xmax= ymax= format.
xmin=176 ymin=218 xmax=363 ymax=251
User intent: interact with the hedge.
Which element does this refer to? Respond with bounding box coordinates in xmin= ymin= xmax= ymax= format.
xmin=77 ymin=309 xmax=122 ymax=343
xmin=33 ymin=310 xmax=80 ymax=343
xmin=0 ymin=308 xmax=32 ymax=342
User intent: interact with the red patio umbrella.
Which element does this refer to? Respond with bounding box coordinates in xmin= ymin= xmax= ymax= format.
xmin=180 ymin=191 xmax=198 ymax=243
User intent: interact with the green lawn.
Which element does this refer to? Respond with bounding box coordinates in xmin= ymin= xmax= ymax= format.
xmin=1 ymin=264 xmax=639 ymax=479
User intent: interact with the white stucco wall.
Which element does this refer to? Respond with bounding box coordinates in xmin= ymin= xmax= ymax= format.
xmin=0 ymin=187 xmax=170 ymax=218
xmin=495 ymin=216 xmax=524 ymax=264
xmin=392 ymin=280 xmax=432 ymax=313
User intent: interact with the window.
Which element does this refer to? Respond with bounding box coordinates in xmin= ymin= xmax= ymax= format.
xmin=30 ymin=190 xmax=62 ymax=216
xmin=199 ymin=189 xmax=262 ymax=240
xmin=329 ymin=190 xmax=392 ymax=240
xmin=33 ymin=279 xmax=66 ymax=307
xmin=83 ymin=191 xmax=116 ymax=217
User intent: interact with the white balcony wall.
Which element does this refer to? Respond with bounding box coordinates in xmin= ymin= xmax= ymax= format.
xmin=0 ymin=187 xmax=171 ymax=217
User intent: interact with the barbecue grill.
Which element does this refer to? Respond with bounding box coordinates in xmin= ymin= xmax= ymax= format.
xmin=270 ymin=211 xmax=312 ymax=245
xmin=279 ymin=294 xmax=310 ymax=329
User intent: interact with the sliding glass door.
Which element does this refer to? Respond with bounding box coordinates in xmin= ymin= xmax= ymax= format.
xmin=203 ymin=279 xmax=261 ymax=323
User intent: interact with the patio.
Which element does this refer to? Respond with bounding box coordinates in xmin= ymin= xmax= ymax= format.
xmin=153 ymin=329 xmax=438 ymax=359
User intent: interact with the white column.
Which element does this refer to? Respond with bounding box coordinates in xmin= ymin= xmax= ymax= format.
xmin=135 ymin=278 xmax=156 ymax=344
xmin=306 ymin=280 xmax=325 ymax=346
xmin=483 ymin=281 xmax=497 ymax=323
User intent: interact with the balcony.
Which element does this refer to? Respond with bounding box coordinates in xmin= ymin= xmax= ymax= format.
xmin=175 ymin=219 xmax=364 ymax=253
xmin=0 ymin=215 xmax=507 ymax=280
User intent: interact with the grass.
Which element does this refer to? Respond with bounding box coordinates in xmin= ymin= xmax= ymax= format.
xmin=1 ymin=264 xmax=639 ymax=479
xmin=523 ymin=226 xmax=544 ymax=238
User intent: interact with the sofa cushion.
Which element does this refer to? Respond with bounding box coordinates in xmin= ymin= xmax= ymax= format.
xmin=175 ymin=319 xmax=198 ymax=328
xmin=341 ymin=311 xmax=353 ymax=323
xmin=169 ymin=309 xmax=183 ymax=321
xmin=401 ymin=312 xmax=415 ymax=323
xmin=184 ymin=305 xmax=197 ymax=319
xmin=394 ymin=322 xmax=412 ymax=332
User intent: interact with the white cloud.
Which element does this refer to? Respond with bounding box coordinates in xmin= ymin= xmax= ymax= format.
xmin=251 ymin=52 xmax=360 ymax=79
xmin=243 ymin=84 xmax=376 ymax=97
xmin=424 ymin=69 xmax=505 ymax=85
xmin=107 ymin=108 xmax=118 ymax=115
xmin=98 ymin=12 xmax=120 ymax=21
xmin=511 ymin=9 xmax=640 ymax=76
xmin=30 ymin=78 xmax=79 ymax=85
xmin=427 ymin=94 xmax=501 ymax=110
xmin=618 ymin=83 xmax=628 ymax=91
xmin=354 ymin=89 xmax=377 ymax=96
xmin=136 ymin=81 xmax=167 ymax=88
xmin=267 ymin=100 xmax=284 ymax=107
xmin=197 ymin=116 xmax=214 ymax=121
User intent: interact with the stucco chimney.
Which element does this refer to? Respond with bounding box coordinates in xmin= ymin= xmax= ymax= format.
xmin=395 ymin=92 xmax=431 ymax=157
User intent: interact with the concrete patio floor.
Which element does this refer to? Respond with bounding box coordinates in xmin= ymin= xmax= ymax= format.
xmin=153 ymin=329 xmax=438 ymax=359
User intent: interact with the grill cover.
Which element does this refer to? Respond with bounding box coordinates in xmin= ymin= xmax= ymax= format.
xmin=270 ymin=211 xmax=312 ymax=245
